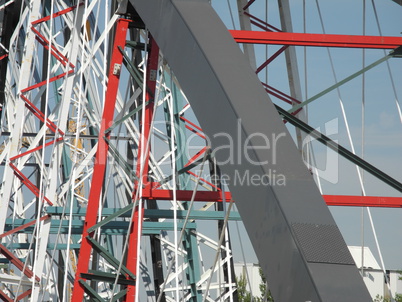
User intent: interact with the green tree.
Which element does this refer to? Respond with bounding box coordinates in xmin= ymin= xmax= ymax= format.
xmin=236 ymin=273 xmax=253 ymax=302
xmin=373 ymin=270 xmax=402 ymax=302
xmin=235 ymin=267 xmax=274 ymax=302
xmin=397 ymin=270 xmax=402 ymax=302
xmin=258 ymin=268 xmax=274 ymax=302
xmin=373 ymin=295 xmax=391 ymax=302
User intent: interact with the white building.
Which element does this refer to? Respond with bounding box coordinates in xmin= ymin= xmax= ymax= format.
xmin=234 ymin=247 xmax=402 ymax=301
xmin=234 ymin=262 xmax=263 ymax=298
xmin=349 ymin=246 xmax=402 ymax=300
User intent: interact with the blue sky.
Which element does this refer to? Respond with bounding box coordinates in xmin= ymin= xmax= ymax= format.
xmin=211 ymin=0 xmax=402 ymax=269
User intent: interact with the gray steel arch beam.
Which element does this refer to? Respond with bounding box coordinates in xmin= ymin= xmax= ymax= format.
xmin=129 ymin=0 xmax=372 ymax=301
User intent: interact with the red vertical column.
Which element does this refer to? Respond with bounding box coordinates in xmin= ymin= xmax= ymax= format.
xmin=125 ymin=36 xmax=159 ymax=302
xmin=71 ymin=18 xmax=130 ymax=302
xmin=135 ymin=37 xmax=159 ymax=186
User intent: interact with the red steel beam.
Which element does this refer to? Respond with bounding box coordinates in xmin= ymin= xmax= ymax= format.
xmin=230 ymin=30 xmax=402 ymax=49
xmin=142 ymin=187 xmax=232 ymax=202
xmin=135 ymin=37 xmax=159 ymax=186
xmin=0 ymin=287 xmax=32 ymax=301
xmin=0 ymin=290 xmax=12 ymax=302
xmin=141 ymin=188 xmax=402 ymax=208
xmin=184 ymin=146 xmax=208 ymax=167
xmin=31 ymin=3 xmax=81 ymax=25
xmin=0 ymin=215 xmax=51 ymax=239
xmin=16 ymin=289 xmax=32 ymax=301
xmin=9 ymin=163 xmax=53 ymax=205
xmin=31 ymin=27 xmax=75 ymax=68
xmin=10 ymin=137 xmax=63 ymax=161
xmin=323 ymin=195 xmax=402 ymax=208
xmin=256 ymin=45 xmax=288 ymax=73
xmin=0 ymin=244 xmax=40 ymax=281
xmin=72 ymin=19 xmax=130 ymax=302
xmin=262 ymin=82 xmax=301 ymax=105
xmin=181 ymin=117 xmax=206 ymax=139
xmin=243 ymin=12 xmax=282 ymax=32
xmin=242 ymin=0 xmax=256 ymax=11
xmin=21 ymin=95 xmax=63 ymax=133
xmin=180 ymin=116 xmax=203 ymax=133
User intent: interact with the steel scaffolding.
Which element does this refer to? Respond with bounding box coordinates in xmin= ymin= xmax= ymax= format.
xmin=0 ymin=0 xmax=401 ymax=301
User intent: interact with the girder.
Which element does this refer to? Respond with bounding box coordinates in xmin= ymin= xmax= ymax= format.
xmin=129 ymin=0 xmax=372 ymax=300
xmin=0 ymin=0 xmax=400 ymax=300
xmin=230 ymin=30 xmax=402 ymax=49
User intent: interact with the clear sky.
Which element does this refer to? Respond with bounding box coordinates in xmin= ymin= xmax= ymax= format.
xmin=211 ymin=0 xmax=402 ymax=270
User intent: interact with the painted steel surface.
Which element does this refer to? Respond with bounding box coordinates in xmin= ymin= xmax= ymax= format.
xmin=129 ymin=0 xmax=372 ymax=301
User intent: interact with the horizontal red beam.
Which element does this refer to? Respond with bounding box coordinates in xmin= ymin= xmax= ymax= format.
xmin=323 ymin=195 xmax=402 ymax=208
xmin=142 ymin=187 xmax=232 ymax=202
xmin=230 ymin=30 xmax=402 ymax=49
xmin=142 ymin=188 xmax=402 ymax=208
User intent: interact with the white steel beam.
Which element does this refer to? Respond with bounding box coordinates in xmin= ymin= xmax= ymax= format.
xmin=0 ymin=0 xmax=41 ymax=234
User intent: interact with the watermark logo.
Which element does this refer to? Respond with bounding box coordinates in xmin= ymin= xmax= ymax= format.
xmin=207 ymin=169 xmax=286 ymax=187
xmin=100 ymin=117 xmax=338 ymax=187
xmin=302 ymin=118 xmax=339 ymax=184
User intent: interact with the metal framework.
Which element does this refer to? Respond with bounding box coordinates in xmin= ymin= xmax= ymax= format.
xmin=0 ymin=0 xmax=400 ymax=301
